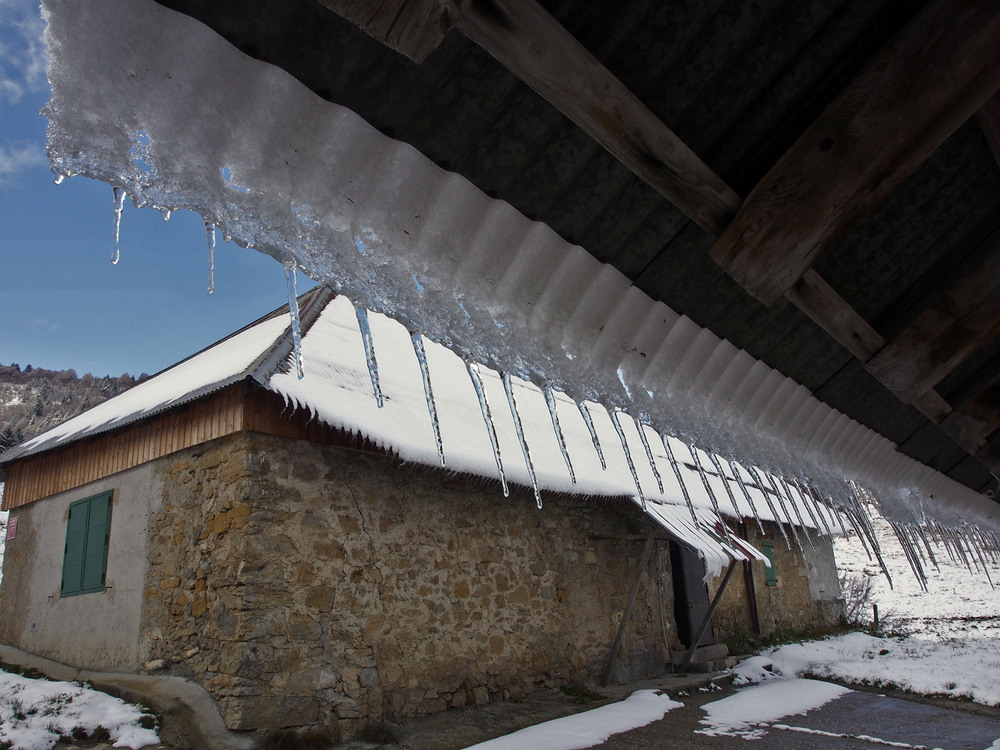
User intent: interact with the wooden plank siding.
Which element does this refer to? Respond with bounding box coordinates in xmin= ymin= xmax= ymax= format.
xmin=1 ymin=381 xmax=382 ymax=511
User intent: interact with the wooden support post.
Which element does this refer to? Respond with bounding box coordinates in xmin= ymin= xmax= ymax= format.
xmin=601 ymin=533 xmax=655 ymax=686
xmin=678 ymin=560 xmax=736 ymax=672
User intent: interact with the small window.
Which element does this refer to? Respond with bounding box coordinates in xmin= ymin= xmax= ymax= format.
xmin=61 ymin=492 xmax=113 ymax=597
xmin=761 ymin=541 xmax=778 ymax=586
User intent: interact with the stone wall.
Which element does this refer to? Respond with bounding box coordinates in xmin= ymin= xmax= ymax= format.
xmin=142 ymin=432 xmax=678 ymax=736
xmin=709 ymin=522 xmax=844 ymax=649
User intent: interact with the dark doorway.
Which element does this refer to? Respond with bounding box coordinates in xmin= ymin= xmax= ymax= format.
xmin=670 ymin=541 xmax=715 ymax=648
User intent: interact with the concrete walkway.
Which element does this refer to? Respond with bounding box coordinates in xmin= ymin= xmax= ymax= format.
xmin=0 ymin=643 xmax=254 ymax=750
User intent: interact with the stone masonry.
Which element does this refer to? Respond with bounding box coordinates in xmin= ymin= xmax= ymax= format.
xmin=141 ymin=432 xmax=674 ymax=736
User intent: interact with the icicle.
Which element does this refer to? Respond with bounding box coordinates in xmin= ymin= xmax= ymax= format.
xmin=889 ymin=521 xmax=927 ymax=591
xmin=544 ymin=385 xmax=576 ymax=484
xmin=707 ymin=452 xmax=742 ymax=520
xmin=610 ymin=410 xmax=645 ymax=508
xmin=160 ymin=208 xmax=172 ymax=221
xmin=467 ymin=362 xmax=508 ymax=497
xmin=931 ymin=520 xmax=957 ymax=564
xmin=729 ymin=459 xmax=765 ymax=535
xmin=54 ymin=171 xmax=65 ymax=185
xmin=283 ymin=261 xmax=304 ymax=379
xmin=412 ymin=333 xmax=445 ymax=466
xmin=661 ymin=434 xmax=697 ymax=524
xmin=809 ymin=484 xmax=846 ymax=537
xmin=747 ymin=465 xmax=793 ymax=550
xmin=356 ymin=308 xmax=384 ymax=408
xmin=779 ymin=476 xmax=816 ymax=547
xmin=635 ymin=419 xmax=663 ymax=495
xmin=204 ymin=219 xmax=216 ymax=294
xmin=849 ymin=490 xmax=893 ymax=588
xmin=688 ymin=446 xmax=732 ymax=544
xmin=915 ymin=524 xmax=940 ymax=573
xmin=111 ymin=185 xmax=126 ymax=264
xmin=767 ymin=472 xmax=809 ymax=551
xmin=793 ymin=479 xmax=831 ymax=536
xmin=578 ymin=402 xmax=606 ymax=470
xmin=903 ymin=524 xmax=927 ymax=567
xmin=843 ymin=506 xmax=873 ymax=561
xmin=503 ymin=373 xmax=542 ymax=509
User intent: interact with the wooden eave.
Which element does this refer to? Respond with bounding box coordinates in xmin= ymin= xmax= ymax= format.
xmin=148 ymin=0 xmax=1000 ymax=501
xmin=0 ymin=381 xmax=381 ymax=511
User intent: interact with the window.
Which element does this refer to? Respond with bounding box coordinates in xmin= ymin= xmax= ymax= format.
xmin=761 ymin=541 xmax=778 ymax=586
xmin=61 ymin=492 xmax=113 ymax=597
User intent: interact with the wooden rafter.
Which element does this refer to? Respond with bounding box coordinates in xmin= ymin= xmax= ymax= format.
xmin=316 ymin=0 xmax=471 ymax=63
xmin=709 ymin=0 xmax=1000 ymax=305
xmin=866 ymin=223 xmax=1000 ymax=403
xmin=979 ymin=92 xmax=1000 ymax=167
xmin=455 ymin=0 xmax=741 ymax=236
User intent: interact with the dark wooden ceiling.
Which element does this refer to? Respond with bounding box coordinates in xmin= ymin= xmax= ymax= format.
xmin=155 ymin=0 xmax=1000 ymax=502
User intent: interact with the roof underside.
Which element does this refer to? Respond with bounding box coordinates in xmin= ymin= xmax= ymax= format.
xmin=151 ymin=0 xmax=1000 ymax=503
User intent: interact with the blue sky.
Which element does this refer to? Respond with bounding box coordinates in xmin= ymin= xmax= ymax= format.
xmin=0 ymin=0 xmax=312 ymax=378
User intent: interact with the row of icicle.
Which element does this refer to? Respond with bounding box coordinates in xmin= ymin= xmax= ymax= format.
xmin=106 ymin=186 xmax=1000 ymax=588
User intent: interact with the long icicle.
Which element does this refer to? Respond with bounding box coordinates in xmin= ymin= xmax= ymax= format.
xmin=915 ymin=524 xmax=940 ymax=573
xmin=411 ymin=334 xmax=445 ymax=466
xmin=729 ymin=459 xmax=765 ymax=535
xmin=544 ymin=385 xmax=576 ymax=485
xmin=708 ymin=452 xmax=743 ymax=520
xmin=284 ymin=262 xmax=304 ymax=379
xmin=746 ymin=464 xmax=791 ymax=549
xmin=795 ymin=479 xmax=831 ymax=536
xmin=205 ymin=218 xmax=216 ymax=294
xmin=467 ymin=362 xmax=508 ymax=497
xmin=688 ymin=445 xmax=733 ymax=545
xmin=810 ymin=484 xmax=848 ymax=537
xmin=843 ymin=506 xmax=874 ymax=561
xmin=610 ymin=410 xmax=645 ymax=509
xmin=503 ymin=373 xmax=542 ymax=509
xmin=780 ymin=476 xmax=817 ymax=547
xmin=111 ymin=185 xmax=126 ymax=265
xmin=662 ymin=434 xmax=698 ymax=524
xmin=750 ymin=466 xmax=796 ymax=549
xmin=578 ymin=402 xmax=606 ymax=470
xmin=635 ymin=419 xmax=663 ymax=495
xmin=767 ymin=472 xmax=808 ymax=551
xmin=889 ymin=521 xmax=926 ymax=591
xmin=356 ymin=308 xmax=384 ymax=408
xmin=849 ymin=488 xmax=893 ymax=588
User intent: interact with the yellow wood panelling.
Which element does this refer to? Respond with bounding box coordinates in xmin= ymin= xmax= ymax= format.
xmin=1 ymin=386 xmax=246 ymax=510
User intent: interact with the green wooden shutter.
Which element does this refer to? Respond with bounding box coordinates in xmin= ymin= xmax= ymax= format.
xmin=62 ymin=500 xmax=90 ymax=594
xmin=762 ymin=541 xmax=778 ymax=586
xmin=61 ymin=492 xmax=113 ymax=596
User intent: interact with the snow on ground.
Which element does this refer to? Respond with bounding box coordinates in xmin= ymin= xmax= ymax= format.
xmin=460 ymin=690 xmax=682 ymax=750
xmin=698 ymin=678 xmax=851 ymax=739
xmin=0 ymin=668 xmax=160 ymax=749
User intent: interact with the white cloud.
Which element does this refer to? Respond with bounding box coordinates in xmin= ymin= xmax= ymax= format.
xmin=0 ymin=140 xmax=45 ymax=184
xmin=0 ymin=0 xmax=48 ymax=105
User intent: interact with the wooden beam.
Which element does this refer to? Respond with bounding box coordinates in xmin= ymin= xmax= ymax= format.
xmin=784 ymin=269 xmax=885 ymax=362
xmin=456 ymin=0 xmax=741 ymax=236
xmin=941 ymin=372 xmax=1000 ymax=452
xmin=978 ymin=91 xmax=1000 ymax=167
xmin=317 ymin=0 xmax=471 ymax=63
xmin=866 ymin=223 xmax=1000 ymax=402
xmin=709 ymin=0 xmax=1000 ymax=305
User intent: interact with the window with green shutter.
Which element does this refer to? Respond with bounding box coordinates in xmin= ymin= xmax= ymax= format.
xmin=762 ymin=541 xmax=778 ymax=586
xmin=61 ymin=492 xmax=113 ymax=597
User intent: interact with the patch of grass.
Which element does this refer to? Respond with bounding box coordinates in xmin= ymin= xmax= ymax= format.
xmin=357 ymin=722 xmax=399 ymax=744
xmin=90 ymin=726 xmax=111 ymax=742
xmin=560 ymin=684 xmax=605 ymax=704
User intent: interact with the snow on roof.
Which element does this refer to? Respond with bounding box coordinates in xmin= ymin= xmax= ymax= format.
xmin=5 ymin=288 xmax=867 ymax=572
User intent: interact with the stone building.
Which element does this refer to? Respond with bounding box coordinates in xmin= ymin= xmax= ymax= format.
xmin=0 ymin=287 xmax=842 ymax=737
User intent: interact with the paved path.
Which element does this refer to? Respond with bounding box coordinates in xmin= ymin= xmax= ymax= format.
xmin=596 ymin=682 xmax=1000 ymax=750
